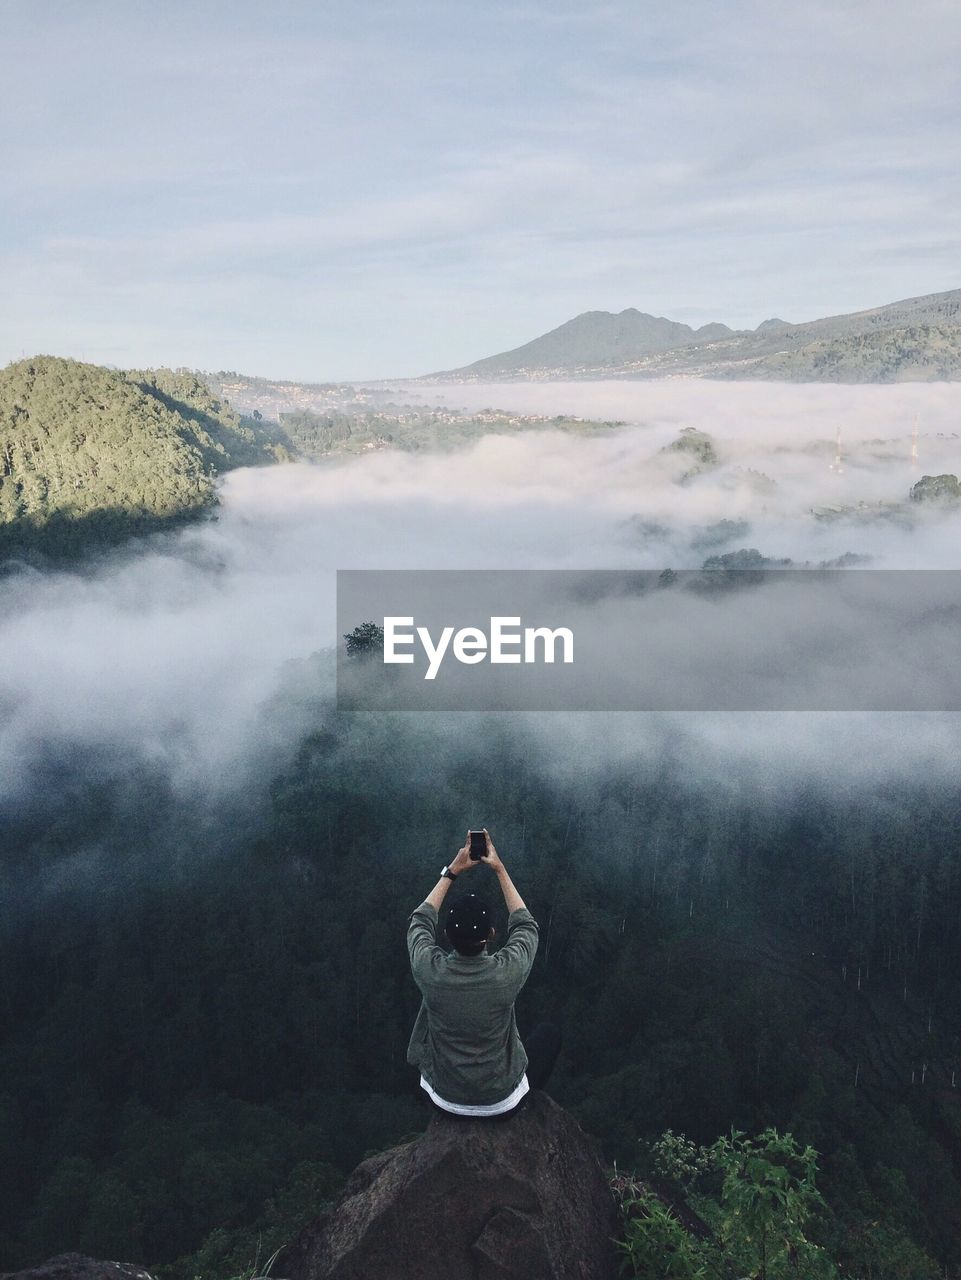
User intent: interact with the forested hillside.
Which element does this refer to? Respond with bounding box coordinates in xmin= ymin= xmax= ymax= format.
xmin=0 ymin=357 xmax=622 ymax=563
xmin=277 ymin=406 xmax=620 ymax=458
xmin=2 ymin=685 xmax=960 ymax=1277
xmin=435 ymin=308 xmax=738 ymax=379
xmin=0 ymin=357 xmax=281 ymax=560
xmin=427 ymin=287 xmax=961 ymax=382
xmin=714 ymin=324 xmax=961 ymax=383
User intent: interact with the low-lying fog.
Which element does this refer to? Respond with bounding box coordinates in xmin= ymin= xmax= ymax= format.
xmin=4 ymin=379 xmax=961 ymax=811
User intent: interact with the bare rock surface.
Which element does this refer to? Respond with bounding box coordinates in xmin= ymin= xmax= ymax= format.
xmin=277 ymin=1091 xmax=617 ymax=1280
xmin=0 ymin=1254 xmax=156 ymax=1280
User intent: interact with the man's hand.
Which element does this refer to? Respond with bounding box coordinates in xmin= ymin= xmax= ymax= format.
xmin=450 ymin=831 xmax=479 ymax=876
xmin=423 ymin=832 xmax=478 ymax=911
xmin=479 ymin=829 xmax=504 ymax=874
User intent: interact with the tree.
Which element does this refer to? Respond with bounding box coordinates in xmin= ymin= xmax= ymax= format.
xmin=343 ymin=621 xmax=384 ymax=658
xmin=909 ymin=473 xmax=961 ymax=504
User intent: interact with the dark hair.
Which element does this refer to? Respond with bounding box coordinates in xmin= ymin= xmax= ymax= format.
xmin=445 ymin=894 xmax=492 ymax=956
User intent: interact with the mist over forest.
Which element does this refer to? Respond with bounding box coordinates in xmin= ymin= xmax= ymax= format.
xmin=4 ymin=378 xmax=961 ymax=1277
xmin=7 ymin=0 xmax=961 ymax=1272
xmin=4 ymin=378 xmax=961 ymax=809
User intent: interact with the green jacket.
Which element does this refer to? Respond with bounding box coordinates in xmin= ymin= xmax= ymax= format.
xmin=406 ymin=900 xmax=539 ymax=1106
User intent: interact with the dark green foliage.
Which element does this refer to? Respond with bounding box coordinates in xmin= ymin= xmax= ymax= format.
xmin=615 ymin=1129 xmax=841 ymax=1279
xmin=706 ymin=1128 xmax=835 ymax=1278
xmin=742 ymin=325 xmax=961 ymax=384
xmin=614 ymin=1186 xmax=709 ymax=1279
xmin=909 ymin=473 xmax=961 ymax=504
xmin=617 ymin=1125 xmax=944 ymax=1279
xmin=155 ymin=1157 xmax=342 ymax=1280
xmin=660 ymin=427 xmax=718 ymax=482
xmin=0 ymin=356 xmax=279 ymax=561
xmin=701 ymin=547 xmax=794 ymax=570
xmin=278 ymin=409 xmax=391 ymax=456
xmin=0 ymin=357 xmax=621 ymax=563
xmin=3 ymin=711 xmax=961 ymax=1275
xmin=343 ymin=621 xmax=385 ymax=657
xmin=661 ymin=427 xmax=718 ymax=466
xmin=128 ymin=368 xmax=280 ymax=473
xmin=278 ymin=407 xmax=620 ymax=459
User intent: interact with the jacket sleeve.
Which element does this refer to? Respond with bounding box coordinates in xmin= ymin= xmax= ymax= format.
xmin=407 ymin=901 xmax=444 ymax=990
xmin=493 ymin=906 xmax=539 ymax=996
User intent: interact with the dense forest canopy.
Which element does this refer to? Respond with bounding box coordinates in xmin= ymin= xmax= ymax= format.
xmin=3 ymin=368 xmax=961 ymax=1277
xmin=0 ymin=357 xmax=282 ymax=560
xmin=276 ymin=406 xmax=621 ymax=459
xmin=2 ymin=691 xmax=961 ymax=1278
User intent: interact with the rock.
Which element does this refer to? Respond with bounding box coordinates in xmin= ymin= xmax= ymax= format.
xmin=277 ymin=1092 xmax=617 ymax=1280
xmin=0 ymin=1255 xmax=156 ymax=1280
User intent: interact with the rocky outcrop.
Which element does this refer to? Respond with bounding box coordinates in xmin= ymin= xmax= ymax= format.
xmin=277 ymin=1092 xmax=617 ymax=1280
xmin=0 ymin=1255 xmax=156 ymax=1280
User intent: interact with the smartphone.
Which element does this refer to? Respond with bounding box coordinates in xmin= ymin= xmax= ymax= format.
xmin=469 ymin=830 xmax=488 ymax=861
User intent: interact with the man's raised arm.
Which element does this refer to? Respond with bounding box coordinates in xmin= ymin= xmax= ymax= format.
xmin=479 ymin=829 xmax=526 ymax=912
xmin=480 ymin=831 xmax=538 ymax=985
xmin=407 ymin=834 xmax=477 ymax=982
xmin=422 ymin=832 xmax=476 ymax=910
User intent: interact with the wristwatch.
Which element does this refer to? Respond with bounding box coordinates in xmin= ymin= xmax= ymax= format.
xmin=441 ymin=864 xmax=457 ymax=881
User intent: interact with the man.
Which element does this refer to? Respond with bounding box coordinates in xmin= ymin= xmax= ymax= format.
xmin=406 ymin=829 xmax=560 ymax=1117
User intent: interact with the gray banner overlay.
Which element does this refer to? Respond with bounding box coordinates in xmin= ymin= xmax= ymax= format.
xmin=336 ymin=569 xmax=961 ymax=711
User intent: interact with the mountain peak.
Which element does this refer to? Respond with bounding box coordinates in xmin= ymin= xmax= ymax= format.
xmin=424 ymin=287 xmax=961 ymax=383
xmin=432 ymin=306 xmax=730 ymax=379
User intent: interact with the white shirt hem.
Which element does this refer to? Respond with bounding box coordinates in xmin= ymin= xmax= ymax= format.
xmin=420 ymin=1072 xmax=530 ymax=1116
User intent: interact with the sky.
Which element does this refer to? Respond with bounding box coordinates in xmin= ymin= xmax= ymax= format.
xmin=2 ymin=0 xmax=960 ymax=379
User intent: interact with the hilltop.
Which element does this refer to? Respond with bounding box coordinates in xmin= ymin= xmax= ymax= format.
xmin=428 ymin=308 xmax=738 ymax=380
xmin=0 ymin=357 xmax=628 ymax=561
xmin=0 ymin=357 xmax=282 ymax=560
xmin=423 ymin=287 xmax=961 ymax=382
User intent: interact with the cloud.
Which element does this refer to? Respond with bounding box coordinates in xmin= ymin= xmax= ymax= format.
xmin=3 ymin=380 xmax=961 ymax=817
xmin=2 ymin=1 xmax=960 ymax=375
